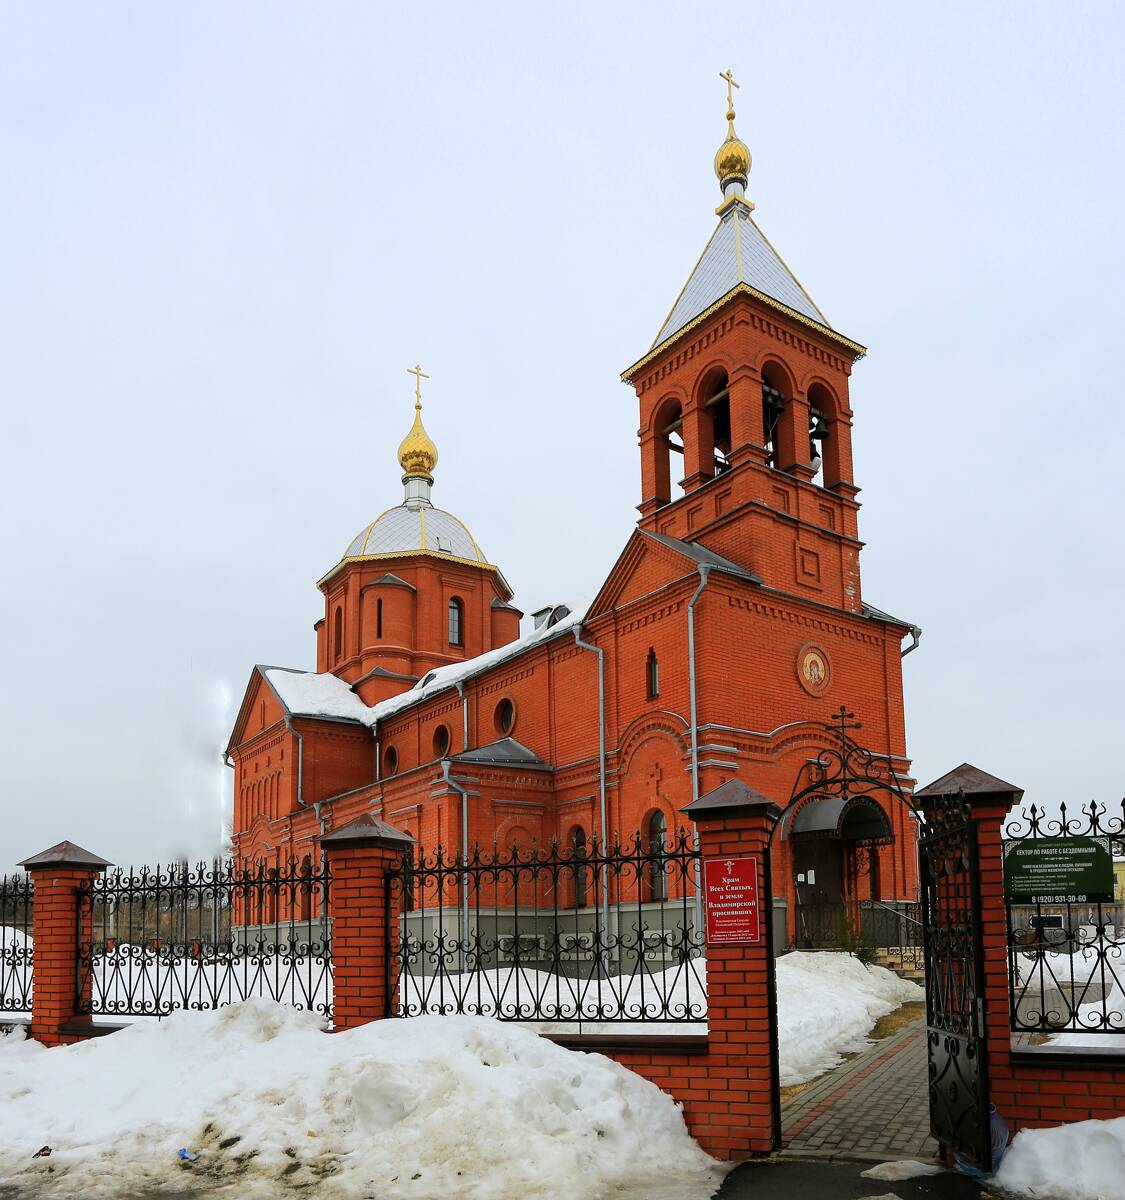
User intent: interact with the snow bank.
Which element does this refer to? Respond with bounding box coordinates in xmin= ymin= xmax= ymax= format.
xmin=997 ymin=1115 xmax=1125 ymax=1200
xmin=775 ymin=951 xmax=922 ymax=1086
xmin=0 ymin=1002 xmax=723 ymax=1200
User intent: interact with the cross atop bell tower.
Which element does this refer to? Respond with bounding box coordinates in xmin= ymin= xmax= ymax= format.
xmin=621 ymin=79 xmax=869 ymax=616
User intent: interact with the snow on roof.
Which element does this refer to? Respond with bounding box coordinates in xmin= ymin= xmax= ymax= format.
xmin=264 ymin=668 xmax=372 ymax=724
xmin=264 ymin=609 xmax=584 ymax=731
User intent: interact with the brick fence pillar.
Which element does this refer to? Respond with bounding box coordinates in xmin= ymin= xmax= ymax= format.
xmin=17 ymin=840 xmax=111 ymax=1047
xmin=320 ymin=814 xmax=414 ymax=1032
xmin=682 ymin=780 xmax=782 ymax=1158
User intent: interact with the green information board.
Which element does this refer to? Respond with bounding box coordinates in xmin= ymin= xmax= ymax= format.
xmin=1003 ymin=836 xmax=1115 ymax=903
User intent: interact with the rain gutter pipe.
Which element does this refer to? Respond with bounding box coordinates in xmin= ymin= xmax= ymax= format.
xmin=456 ymin=682 xmax=470 ymax=751
xmin=573 ymin=625 xmax=610 ymax=966
xmin=284 ymin=716 xmax=305 ymax=809
xmin=442 ymin=758 xmax=471 ymax=970
xmin=901 ymin=625 xmax=922 ymax=657
xmin=687 ymin=564 xmax=711 ymax=934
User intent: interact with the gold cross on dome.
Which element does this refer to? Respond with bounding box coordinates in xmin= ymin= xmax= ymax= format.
xmin=720 ymin=68 xmax=740 ymax=113
xmin=407 ymin=363 xmax=429 ymax=409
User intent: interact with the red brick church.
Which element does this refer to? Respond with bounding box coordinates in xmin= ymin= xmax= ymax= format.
xmin=226 ymin=83 xmax=921 ymax=939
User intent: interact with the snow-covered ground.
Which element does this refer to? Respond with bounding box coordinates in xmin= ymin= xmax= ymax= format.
xmin=774 ymin=951 xmax=922 ymax=1085
xmin=0 ymin=950 xmax=920 ymax=1196
xmin=0 ymin=1003 xmax=725 ymax=1200
xmin=997 ymin=1115 xmax=1125 ymax=1200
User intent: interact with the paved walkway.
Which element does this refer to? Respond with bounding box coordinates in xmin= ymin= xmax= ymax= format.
xmin=781 ymin=1013 xmax=937 ymax=1163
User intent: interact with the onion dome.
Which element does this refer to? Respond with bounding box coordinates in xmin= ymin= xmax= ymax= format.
xmin=331 ymin=369 xmax=492 ymax=574
xmin=714 ymin=68 xmax=751 ymax=200
xmin=397 ymin=400 xmax=438 ymax=480
xmin=714 ymin=117 xmax=751 ymax=193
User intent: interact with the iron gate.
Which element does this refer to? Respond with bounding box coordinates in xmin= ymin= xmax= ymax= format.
xmin=920 ymin=791 xmax=991 ymax=1169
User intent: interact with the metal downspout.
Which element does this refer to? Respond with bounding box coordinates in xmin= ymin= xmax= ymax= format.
xmin=573 ymin=625 xmax=610 ymax=967
xmin=456 ymin=682 xmax=470 ymax=751
xmin=312 ymin=799 xmax=329 ymax=945
xmin=901 ymin=625 xmax=923 ymax=657
xmin=441 ymin=758 xmax=471 ymax=969
xmin=284 ymin=716 xmax=304 ymax=808
xmin=687 ymin=564 xmax=712 ymax=934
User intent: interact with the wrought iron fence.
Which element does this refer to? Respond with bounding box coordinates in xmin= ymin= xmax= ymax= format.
xmin=1005 ymin=800 xmax=1125 ymax=1036
xmin=387 ymin=831 xmax=706 ymax=1023
xmin=1 ymin=873 xmax=33 ymax=1014
xmin=77 ymin=858 xmax=332 ymax=1020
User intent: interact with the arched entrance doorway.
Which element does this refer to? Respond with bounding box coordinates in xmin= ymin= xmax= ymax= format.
xmin=760 ymin=707 xmax=992 ymax=1170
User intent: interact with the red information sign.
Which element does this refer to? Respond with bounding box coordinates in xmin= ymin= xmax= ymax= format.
xmin=703 ymin=856 xmax=761 ymax=945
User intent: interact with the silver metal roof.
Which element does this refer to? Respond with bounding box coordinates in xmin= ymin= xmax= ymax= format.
xmin=344 ymin=503 xmax=488 ymax=564
xmin=653 ymin=206 xmax=830 ymax=349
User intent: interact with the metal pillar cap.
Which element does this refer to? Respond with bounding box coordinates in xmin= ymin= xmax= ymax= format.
xmin=915 ymin=763 xmax=1024 ymax=802
xmin=17 ymin=840 xmax=112 ymax=871
xmin=319 ymin=814 xmax=414 ymax=849
xmin=681 ymin=778 xmax=780 ymax=819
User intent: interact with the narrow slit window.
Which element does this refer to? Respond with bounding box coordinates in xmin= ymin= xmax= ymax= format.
xmin=448 ymin=596 xmax=464 ymax=647
xmin=646 ymin=648 xmax=660 ymax=700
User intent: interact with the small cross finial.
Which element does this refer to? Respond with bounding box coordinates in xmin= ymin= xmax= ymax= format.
xmin=719 ymin=68 xmax=740 ymax=116
xmin=407 ymin=363 xmax=429 ymax=410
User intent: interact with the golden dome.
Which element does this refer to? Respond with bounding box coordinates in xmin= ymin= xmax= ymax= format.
xmin=398 ymin=400 xmax=438 ymax=479
xmin=714 ymin=110 xmax=751 ymax=187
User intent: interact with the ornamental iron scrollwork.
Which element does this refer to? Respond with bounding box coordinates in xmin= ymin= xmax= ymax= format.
xmin=1004 ymin=799 xmax=1125 ymax=1037
xmin=385 ymin=829 xmax=706 ymax=1023
xmin=919 ymin=789 xmax=991 ymax=1170
xmin=0 ymin=873 xmax=33 ymax=1014
xmin=76 ymin=857 xmax=332 ymax=1021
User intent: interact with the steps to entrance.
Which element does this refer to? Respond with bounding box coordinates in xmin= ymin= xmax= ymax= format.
xmin=873 ymin=948 xmax=925 ymax=985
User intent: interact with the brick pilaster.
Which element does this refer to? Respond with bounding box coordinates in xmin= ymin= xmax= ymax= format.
xmin=17 ymin=840 xmax=111 ymax=1047
xmin=320 ymin=814 xmax=414 ymax=1031
xmin=682 ymin=780 xmax=781 ymax=1158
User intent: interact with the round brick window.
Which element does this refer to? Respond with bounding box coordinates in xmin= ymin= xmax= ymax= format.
xmin=383 ymin=745 xmax=399 ymax=776
xmin=495 ymin=697 xmax=516 ymax=736
xmin=433 ymin=724 xmax=451 ymax=758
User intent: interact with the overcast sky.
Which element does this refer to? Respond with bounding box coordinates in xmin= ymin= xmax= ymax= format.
xmin=2 ymin=3 xmax=1123 ymax=870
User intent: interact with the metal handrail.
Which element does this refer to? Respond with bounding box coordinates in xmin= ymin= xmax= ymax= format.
xmin=865 ymin=898 xmax=923 ymax=929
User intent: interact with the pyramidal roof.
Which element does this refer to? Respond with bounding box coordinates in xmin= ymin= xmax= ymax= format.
xmin=652 ymin=199 xmax=831 ymax=352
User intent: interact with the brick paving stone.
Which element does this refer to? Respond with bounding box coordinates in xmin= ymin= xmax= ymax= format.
xmin=780 ymin=1013 xmax=937 ymax=1163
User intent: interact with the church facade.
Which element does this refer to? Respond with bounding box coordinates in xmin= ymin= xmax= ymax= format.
xmin=226 ymin=89 xmax=922 ymax=940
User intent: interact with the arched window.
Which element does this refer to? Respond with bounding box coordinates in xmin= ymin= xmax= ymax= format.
xmin=570 ymin=826 xmax=588 ymax=909
xmin=448 ymin=597 xmax=464 ymax=647
xmin=646 ymin=810 xmax=668 ymax=902
xmin=761 ymin=367 xmax=787 ymax=469
xmin=333 ymin=605 xmax=343 ymax=662
xmin=383 ymin=745 xmax=399 ymax=777
xmin=807 ymin=383 xmax=836 ymax=488
xmin=433 ymin=724 xmax=451 ymax=758
xmin=653 ymin=398 xmax=684 ymax=506
xmin=646 ymin=648 xmax=659 ymax=700
xmin=701 ymin=369 xmax=731 ymax=475
xmin=495 ymin=697 xmax=515 ymax=736
xmin=376 ymin=597 xmax=383 ymax=639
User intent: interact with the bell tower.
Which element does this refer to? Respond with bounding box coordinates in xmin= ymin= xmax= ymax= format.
xmin=622 ymin=73 xmax=868 ymax=615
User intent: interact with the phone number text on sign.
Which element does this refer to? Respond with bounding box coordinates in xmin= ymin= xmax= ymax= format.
xmin=703 ymin=856 xmax=761 ymax=945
